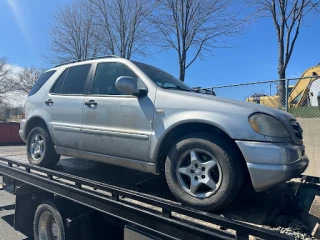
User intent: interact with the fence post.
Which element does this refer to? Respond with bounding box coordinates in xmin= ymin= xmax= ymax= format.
xmin=285 ymin=79 xmax=289 ymax=112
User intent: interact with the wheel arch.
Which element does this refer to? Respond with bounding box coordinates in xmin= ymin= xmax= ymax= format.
xmin=25 ymin=116 xmax=50 ymax=139
xmin=154 ymin=121 xmax=250 ymax=185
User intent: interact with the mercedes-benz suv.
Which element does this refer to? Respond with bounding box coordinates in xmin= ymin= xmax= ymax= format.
xmin=19 ymin=56 xmax=308 ymax=211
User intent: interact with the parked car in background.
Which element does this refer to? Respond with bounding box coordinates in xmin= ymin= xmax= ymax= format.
xmin=19 ymin=56 xmax=308 ymax=211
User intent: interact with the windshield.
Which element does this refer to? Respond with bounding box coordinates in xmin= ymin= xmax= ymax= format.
xmin=133 ymin=61 xmax=192 ymax=91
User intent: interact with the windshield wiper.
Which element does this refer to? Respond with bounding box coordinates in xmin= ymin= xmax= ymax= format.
xmin=163 ymin=86 xmax=193 ymax=92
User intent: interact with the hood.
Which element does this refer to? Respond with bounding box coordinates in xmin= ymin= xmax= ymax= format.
xmin=169 ymin=90 xmax=295 ymax=120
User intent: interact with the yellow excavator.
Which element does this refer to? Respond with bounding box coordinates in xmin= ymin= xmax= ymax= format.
xmin=246 ymin=64 xmax=320 ymax=108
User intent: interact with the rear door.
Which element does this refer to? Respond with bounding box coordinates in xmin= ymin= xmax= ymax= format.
xmin=42 ymin=64 xmax=92 ymax=149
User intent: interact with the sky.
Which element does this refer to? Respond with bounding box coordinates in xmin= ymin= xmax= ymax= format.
xmin=0 ymin=0 xmax=319 ymax=90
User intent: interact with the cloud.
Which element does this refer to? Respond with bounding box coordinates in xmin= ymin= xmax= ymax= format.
xmin=1 ymin=63 xmax=26 ymax=107
xmin=10 ymin=64 xmax=24 ymax=73
xmin=2 ymin=63 xmax=23 ymax=82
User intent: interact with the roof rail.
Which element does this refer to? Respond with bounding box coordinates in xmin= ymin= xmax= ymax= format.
xmin=54 ymin=55 xmax=120 ymax=67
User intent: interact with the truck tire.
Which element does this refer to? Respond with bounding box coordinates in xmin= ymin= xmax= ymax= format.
xmin=165 ymin=134 xmax=240 ymax=211
xmin=33 ymin=201 xmax=66 ymax=240
xmin=27 ymin=126 xmax=60 ymax=168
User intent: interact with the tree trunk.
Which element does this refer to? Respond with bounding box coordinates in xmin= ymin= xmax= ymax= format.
xmin=179 ymin=64 xmax=185 ymax=82
xmin=278 ymin=35 xmax=286 ymax=108
xmin=179 ymin=50 xmax=187 ymax=82
xmin=278 ymin=69 xmax=286 ymax=108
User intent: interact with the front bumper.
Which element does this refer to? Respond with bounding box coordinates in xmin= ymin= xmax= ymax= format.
xmin=236 ymin=141 xmax=309 ymax=191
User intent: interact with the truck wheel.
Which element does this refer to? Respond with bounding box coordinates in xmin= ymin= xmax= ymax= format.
xmin=165 ymin=134 xmax=240 ymax=211
xmin=27 ymin=126 xmax=60 ymax=168
xmin=33 ymin=201 xmax=66 ymax=240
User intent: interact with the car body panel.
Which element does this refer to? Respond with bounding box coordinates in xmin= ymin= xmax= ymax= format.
xmin=82 ymin=94 xmax=154 ymax=161
xmin=42 ymin=94 xmax=85 ymax=149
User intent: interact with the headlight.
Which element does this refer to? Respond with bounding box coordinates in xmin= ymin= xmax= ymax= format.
xmin=249 ymin=113 xmax=290 ymax=138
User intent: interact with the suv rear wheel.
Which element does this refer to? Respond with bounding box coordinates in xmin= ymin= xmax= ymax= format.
xmin=27 ymin=126 xmax=60 ymax=168
xmin=165 ymin=134 xmax=240 ymax=211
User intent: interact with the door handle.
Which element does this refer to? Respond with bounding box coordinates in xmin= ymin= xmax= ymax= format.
xmin=45 ymin=99 xmax=53 ymax=105
xmin=85 ymin=100 xmax=97 ymax=107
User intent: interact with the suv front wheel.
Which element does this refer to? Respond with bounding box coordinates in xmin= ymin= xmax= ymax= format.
xmin=27 ymin=126 xmax=60 ymax=168
xmin=165 ymin=134 xmax=240 ymax=211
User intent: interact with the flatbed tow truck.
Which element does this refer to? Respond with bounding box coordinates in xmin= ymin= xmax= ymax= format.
xmin=0 ymin=153 xmax=317 ymax=240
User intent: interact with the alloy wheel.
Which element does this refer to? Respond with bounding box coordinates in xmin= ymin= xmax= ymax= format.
xmin=29 ymin=133 xmax=44 ymax=161
xmin=176 ymin=149 xmax=222 ymax=199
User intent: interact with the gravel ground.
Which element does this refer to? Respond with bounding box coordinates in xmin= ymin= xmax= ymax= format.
xmin=272 ymin=215 xmax=313 ymax=240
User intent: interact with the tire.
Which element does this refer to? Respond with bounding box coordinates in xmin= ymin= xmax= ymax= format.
xmin=165 ymin=134 xmax=240 ymax=211
xmin=27 ymin=126 xmax=60 ymax=168
xmin=33 ymin=201 xmax=66 ymax=240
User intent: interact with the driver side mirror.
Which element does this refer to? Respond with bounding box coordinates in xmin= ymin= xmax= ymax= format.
xmin=115 ymin=76 xmax=147 ymax=97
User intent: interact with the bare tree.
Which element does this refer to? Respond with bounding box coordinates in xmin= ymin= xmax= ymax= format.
xmin=0 ymin=57 xmax=14 ymax=102
xmin=88 ymin=0 xmax=155 ymax=59
xmin=16 ymin=67 xmax=43 ymax=93
xmin=48 ymin=0 xmax=104 ymax=64
xmin=245 ymin=0 xmax=320 ymax=105
xmin=152 ymin=0 xmax=245 ymax=82
xmin=0 ymin=101 xmax=13 ymax=122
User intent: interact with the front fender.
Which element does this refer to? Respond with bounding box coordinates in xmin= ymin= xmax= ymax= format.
xmin=150 ymin=109 xmax=266 ymax=161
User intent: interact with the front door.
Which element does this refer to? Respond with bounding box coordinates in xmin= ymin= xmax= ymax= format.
xmin=42 ymin=64 xmax=92 ymax=149
xmin=81 ymin=62 xmax=154 ymax=161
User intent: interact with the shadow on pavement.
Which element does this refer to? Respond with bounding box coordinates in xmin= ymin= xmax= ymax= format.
xmin=1 ymin=213 xmax=14 ymax=227
xmin=1 ymin=204 xmax=15 ymax=211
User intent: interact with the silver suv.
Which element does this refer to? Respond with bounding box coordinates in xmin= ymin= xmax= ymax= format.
xmin=19 ymin=56 xmax=308 ymax=211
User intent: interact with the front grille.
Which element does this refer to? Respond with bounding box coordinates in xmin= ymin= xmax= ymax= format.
xmin=290 ymin=119 xmax=303 ymax=141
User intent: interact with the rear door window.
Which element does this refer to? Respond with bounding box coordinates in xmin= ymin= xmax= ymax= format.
xmin=28 ymin=70 xmax=56 ymax=96
xmin=61 ymin=64 xmax=91 ymax=94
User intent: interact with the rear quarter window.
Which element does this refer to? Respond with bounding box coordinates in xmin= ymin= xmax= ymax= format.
xmin=28 ymin=70 xmax=56 ymax=96
xmin=50 ymin=68 xmax=68 ymax=94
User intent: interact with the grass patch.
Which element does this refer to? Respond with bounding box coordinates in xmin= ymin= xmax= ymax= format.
xmin=288 ymin=106 xmax=320 ymax=118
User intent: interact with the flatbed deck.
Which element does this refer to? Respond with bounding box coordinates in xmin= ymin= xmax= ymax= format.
xmin=0 ymin=150 xmax=295 ymax=240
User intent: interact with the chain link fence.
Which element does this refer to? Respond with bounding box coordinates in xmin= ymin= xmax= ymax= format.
xmin=200 ymin=76 xmax=320 ymax=118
